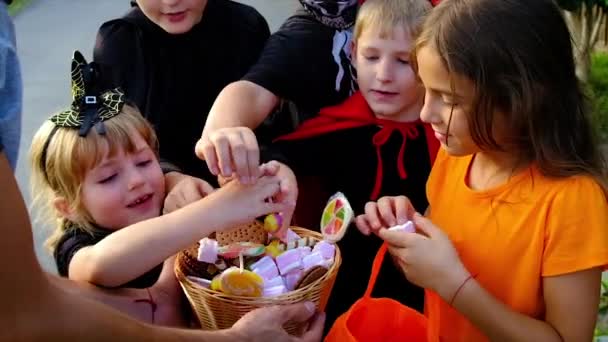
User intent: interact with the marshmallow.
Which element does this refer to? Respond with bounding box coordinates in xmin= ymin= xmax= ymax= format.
xmin=296 ymin=246 xmax=312 ymax=259
xmin=252 ymin=261 xmax=279 ymax=280
xmin=264 ymin=276 xmax=285 ymax=288
xmin=250 ymin=256 xmax=274 ymax=270
xmin=302 ymin=252 xmax=326 ymax=271
xmin=313 ymin=241 xmax=335 ymax=259
xmin=276 ymin=249 xmax=303 ymax=275
xmin=284 ymin=270 xmax=303 ymax=291
xmin=197 ymin=238 xmax=218 ymax=263
xmin=263 ymin=285 xmax=288 ymax=297
xmin=388 ymin=221 xmax=415 ymax=233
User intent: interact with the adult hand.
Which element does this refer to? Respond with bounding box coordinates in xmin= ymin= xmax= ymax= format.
xmin=163 ymin=172 xmax=215 ymax=214
xmin=195 ymin=127 xmax=259 ymax=184
xmin=355 ymin=196 xmax=416 ymax=235
xmin=378 ymin=213 xmax=470 ymax=300
xmin=229 ymin=302 xmax=325 ymax=342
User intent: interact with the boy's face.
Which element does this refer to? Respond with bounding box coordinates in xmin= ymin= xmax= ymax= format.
xmin=80 ymin=131 xmax=165 ymax=230
xmin=136 ymin=0 xmax=207 ymax=34
xmin=353 ymin=26 xmax=423 ymax=122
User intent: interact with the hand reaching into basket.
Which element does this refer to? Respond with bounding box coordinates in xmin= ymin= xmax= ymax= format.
xmin=217 ymin=160 xmax=298 ymax=232
xmin=229 ymin=302 xmax=325 ymax=342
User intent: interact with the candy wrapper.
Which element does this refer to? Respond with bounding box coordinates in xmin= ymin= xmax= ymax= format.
xmin=320 ymin=192 xmax=354 ymax=243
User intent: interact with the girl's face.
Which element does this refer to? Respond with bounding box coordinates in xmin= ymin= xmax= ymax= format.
xmin=80 ymin=132 xmax=165 ymax=230
xmin=417 ymin=45 xmax=479 ymax=156
xmin=136 ymin=0 xmax=207 ymax=34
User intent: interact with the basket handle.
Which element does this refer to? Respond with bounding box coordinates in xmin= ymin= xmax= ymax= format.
xmin=363 ymin=243 xmax=388 ymax=298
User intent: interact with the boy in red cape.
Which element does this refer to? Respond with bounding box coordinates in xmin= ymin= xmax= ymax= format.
xmin=262 ymin=0 xmax=439 ymax=331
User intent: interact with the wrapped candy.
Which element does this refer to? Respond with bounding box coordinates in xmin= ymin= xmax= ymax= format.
xmin=320 ymin=192 xmax=353 ymax=243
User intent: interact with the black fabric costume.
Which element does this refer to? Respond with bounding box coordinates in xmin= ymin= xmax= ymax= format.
xmin=242 ymin=7 xmax=357 ymax=123
xmin=93 ymin=0 xmax=270 ymax=182
xmin=263 ymin=92 xmax=438 ymax=329
xmin=54 ymin=223 xmax=163 ymax=289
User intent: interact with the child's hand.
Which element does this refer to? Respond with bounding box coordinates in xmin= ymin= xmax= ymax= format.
xmin=378 ymin=213 xmax=470 ymax=301
xmin=259 ymin=161 xmax=298 ymax=231
xmin=355 ymin=196 xmax=416 ymax=235
xmin=211 ymin=175 xmax=296 ymax=230
xmin=164 ymin=173 xmax=215 ymax=214
xmin=195 ymin=126 xmax=260 ymax=184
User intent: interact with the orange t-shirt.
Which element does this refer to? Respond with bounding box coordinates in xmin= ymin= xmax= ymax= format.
xmin=425 ymin=148 xmax=608 ymax=342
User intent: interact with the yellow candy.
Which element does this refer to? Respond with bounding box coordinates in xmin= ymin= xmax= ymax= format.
xmin=264 ymin=213 xmax=282 ymax=233
xmin=265 ymin=240 xmax=284 ymax=258
xmin=210 ymin=275 xmax=222 ymax=291
xmin=219 ymin=267 xmax=263 ymax=297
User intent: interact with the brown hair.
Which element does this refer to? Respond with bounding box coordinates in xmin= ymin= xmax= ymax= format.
xmin=30 ymin=105 xmax=159 ymax=251
xmin=412 ymin=0 xmax=607 ymax=189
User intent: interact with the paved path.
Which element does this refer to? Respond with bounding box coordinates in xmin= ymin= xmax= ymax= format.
xmin=13 ymin=0 xmax=297 ymax=273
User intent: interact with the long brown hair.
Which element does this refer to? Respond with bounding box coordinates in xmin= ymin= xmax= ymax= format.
xmin=412 ymin=0 xmax=607 ymax=189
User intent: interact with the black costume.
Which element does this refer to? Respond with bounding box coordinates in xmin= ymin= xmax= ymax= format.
xmin=94 ymin=0 xmax=270 ymax=181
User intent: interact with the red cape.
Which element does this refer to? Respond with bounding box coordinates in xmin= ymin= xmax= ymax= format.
xmin=276 ymin=91 xmax=439 ymax=200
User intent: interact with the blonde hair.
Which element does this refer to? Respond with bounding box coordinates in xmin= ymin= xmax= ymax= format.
xmin=353 ymin=0 xmax=432 ymax=42
xmin=30 ymin=105 xmax=159 ymax=252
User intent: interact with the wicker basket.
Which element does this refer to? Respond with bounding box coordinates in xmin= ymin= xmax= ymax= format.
xmin=175 ymin=227 xmax=341 ymax=335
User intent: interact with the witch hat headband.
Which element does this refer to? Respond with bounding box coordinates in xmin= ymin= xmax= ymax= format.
xmin=40 ymin=50 xmax=126 ymax=182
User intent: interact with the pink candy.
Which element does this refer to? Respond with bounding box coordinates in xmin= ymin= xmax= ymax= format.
xmin=276 ymin=249 xmax=303 ymax=275
xmin=302 ymin=252 xmax=326 ymax=271
xmin=284 ymin=270 xmax=303 ymax=291
xmin=252 ymin=260 xmax=279 ymax=280
xmin=263 ymin=285 xmax=288 ymax=297
xmin=197 ymin=238 xmax=218 ymax=263
xmin=264 ymin=276 xmax=285 ymax=288
xmin=312 ymin=241 xmax=335 ymax=259
xmin=296 ymin=246 xmax=312 ymax=259
xmin=387 ymin=221 xmax=415 ymax=233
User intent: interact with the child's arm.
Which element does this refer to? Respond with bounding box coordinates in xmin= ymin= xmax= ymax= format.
xmin=379 ymin=213 xmax=603 ymax=341
xmin=68 ymin=175 xmax=295 ymax=287
xmin=448 ymin=267 xmax=601 ymax=341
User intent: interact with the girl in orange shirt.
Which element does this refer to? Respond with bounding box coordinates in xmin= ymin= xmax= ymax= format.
xmin=356 ymin=0 xmax=608 ymax=341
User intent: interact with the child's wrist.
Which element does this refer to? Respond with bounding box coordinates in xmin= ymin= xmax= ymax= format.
xmin=436 ymin=265 xmax=471 ymax=301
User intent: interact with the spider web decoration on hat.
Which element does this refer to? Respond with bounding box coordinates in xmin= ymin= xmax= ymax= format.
xmin=49 ymin=50 xmax=125 ymax=133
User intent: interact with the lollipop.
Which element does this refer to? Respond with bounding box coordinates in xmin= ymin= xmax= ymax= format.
xmin=320 ymin=192 xmax=353 ymax=243
xmin=219 ymin=267 xmax=264 ymax=297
